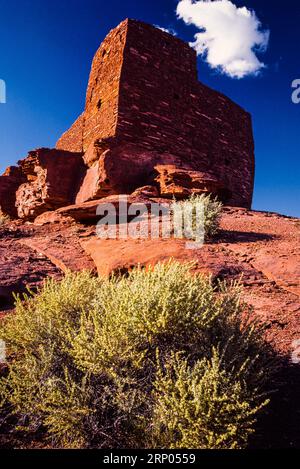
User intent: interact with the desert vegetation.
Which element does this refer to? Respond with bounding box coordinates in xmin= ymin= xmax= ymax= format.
xmin=0 ymin=261 xmax=274 ymax=449
xmin=171 ymin=194 xmax=223 ymax=242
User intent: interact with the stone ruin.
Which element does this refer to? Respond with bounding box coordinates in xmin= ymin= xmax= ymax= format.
xmin=0 ymin=19 xmax=255 ymax=220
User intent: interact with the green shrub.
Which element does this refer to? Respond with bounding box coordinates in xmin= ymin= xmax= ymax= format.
xmin=0 ymin=262 xmax=274 ymax=449
xmin=152 ymin=350 xmax=267 ymax=449
xmin=171 ymin=194 xmax=222 ymax=242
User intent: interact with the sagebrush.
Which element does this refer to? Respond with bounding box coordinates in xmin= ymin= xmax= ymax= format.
xmin=0 ymin=262 xmax=274 ymax=448
xmin=171 ymin=194 xmax=222 ymax=242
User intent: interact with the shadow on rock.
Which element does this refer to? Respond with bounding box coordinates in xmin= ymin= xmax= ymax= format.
xmin=251 ymin=359 xmax=300 ymax=449
xmin=217 ymin=230 xmax=276 ymax=244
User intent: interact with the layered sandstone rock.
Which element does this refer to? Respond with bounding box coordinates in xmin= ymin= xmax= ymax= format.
xmin=131 ymin=185 xmax=159 ymax=198
xmin=154 ymin=165 xmax=222 ymax=198
xmin=15 ymin=148 xmax=85 ymax=220
xmin=55 ymin=194 xmax=154 ymax=222
xmin=75 ymin=147 xmax=118 ymax=203
xmin=0 ymin=166 xmax=26 ymax=217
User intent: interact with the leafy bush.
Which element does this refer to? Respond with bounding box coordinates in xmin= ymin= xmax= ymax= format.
xmin=171 ymin=194 xmax=222 ymax=242
xmin=152 ymin=350 xmax=267 ymax=449
xmin=0 ymin=262 xmax=274 ymax=449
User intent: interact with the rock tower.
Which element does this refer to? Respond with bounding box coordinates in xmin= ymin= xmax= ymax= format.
xmin=0 ymin=19 xmax=255 ymax=219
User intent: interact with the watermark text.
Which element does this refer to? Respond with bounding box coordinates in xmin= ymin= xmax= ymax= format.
xmin=96 ymin=196 xmax=205 ymax=250
xmin=0 ymin=79 xmax=6 ymax=104
xmin=291 ymin=79 xmax=300 ymax=104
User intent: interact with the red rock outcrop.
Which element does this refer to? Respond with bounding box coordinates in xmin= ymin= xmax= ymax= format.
xmin=0 ymin=166 xmax=26 ymax=217
xmin=53 ymin=194 xmax=154 ymax=222
xmin=15 ymin=148 xmax=85 ymax=220
xmin=154 ymin=165 xmax=222 ymax=198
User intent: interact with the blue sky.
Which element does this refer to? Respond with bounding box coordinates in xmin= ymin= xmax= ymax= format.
xmin=0 ymin=0 xmax=299 ymax=216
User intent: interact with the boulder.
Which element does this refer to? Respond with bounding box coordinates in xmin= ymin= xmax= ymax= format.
xmin=56 ymin=194 xmax=154 ymax=222
xmin=0 ymin=166 xmax=26 ymax=217
xmin=15 ymin=148 xmax=85 ymax=220
xmin=80 ymin=237 xmax=223 ymax=278
xmin=131 ymin=185 xmax=159 ymax=198
xmin=75 ymin=149 xmax=115 ymax=203
xmin=34 ymin=211 xmax=74 ymax=226
xmin=154 ymin=165 xmax=222 ymax=199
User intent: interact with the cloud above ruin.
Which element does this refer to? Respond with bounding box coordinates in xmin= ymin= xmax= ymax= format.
xmin=155 ymin=25 xmax=177 ymax=36
xmin=176 ymin=0 xmax=270 ymax=78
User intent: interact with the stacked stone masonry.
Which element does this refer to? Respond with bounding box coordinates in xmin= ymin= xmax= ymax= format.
xmin=0 ymin=19 xmax=255 ymax=219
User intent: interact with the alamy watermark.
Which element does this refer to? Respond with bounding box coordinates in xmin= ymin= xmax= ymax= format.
xmin=96 ymin=196 xmax=205 ymax=250
xmin=291 ymin=79 xmax=300 ymax=104
xmin=291 ymin=339 xmax=300 ymax=364
xmin=0 ymin=79 xmax=6 ymax=104
xmin=0 ymin=339 xmax=6 ymax=363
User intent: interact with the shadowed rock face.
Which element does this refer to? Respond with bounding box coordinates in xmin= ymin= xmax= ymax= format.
xmin=0 ymin=167 xmax=26 ymax=217
xmin=154 ymin=165 xmax=223 ymax=199
xmin=0 ymin=18 xmax=254 ymax=220
xmin=15 ymin=149 xmax=85 ymax=220
xmin=0 ymin=149 xmax=85 ymax=220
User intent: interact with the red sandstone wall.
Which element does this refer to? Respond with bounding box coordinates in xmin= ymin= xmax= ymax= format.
xmin=56 ymin=113 xmax=85 ymax=153
xmin=116 ymin=20 xmax=254 ymax=208
xmin=82 ymin=20 xmax=129 ymax=152
xmin=57 ymin=20 xmax=128 ymax=154
xmin=55 ymin=19 xmax=255 ymax=208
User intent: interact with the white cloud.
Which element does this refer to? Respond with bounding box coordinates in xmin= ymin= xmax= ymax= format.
xmin=155 ymin=25 xmax=177 ymax=36
xmin=176 ymin=0 xmax=270 ymax=78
